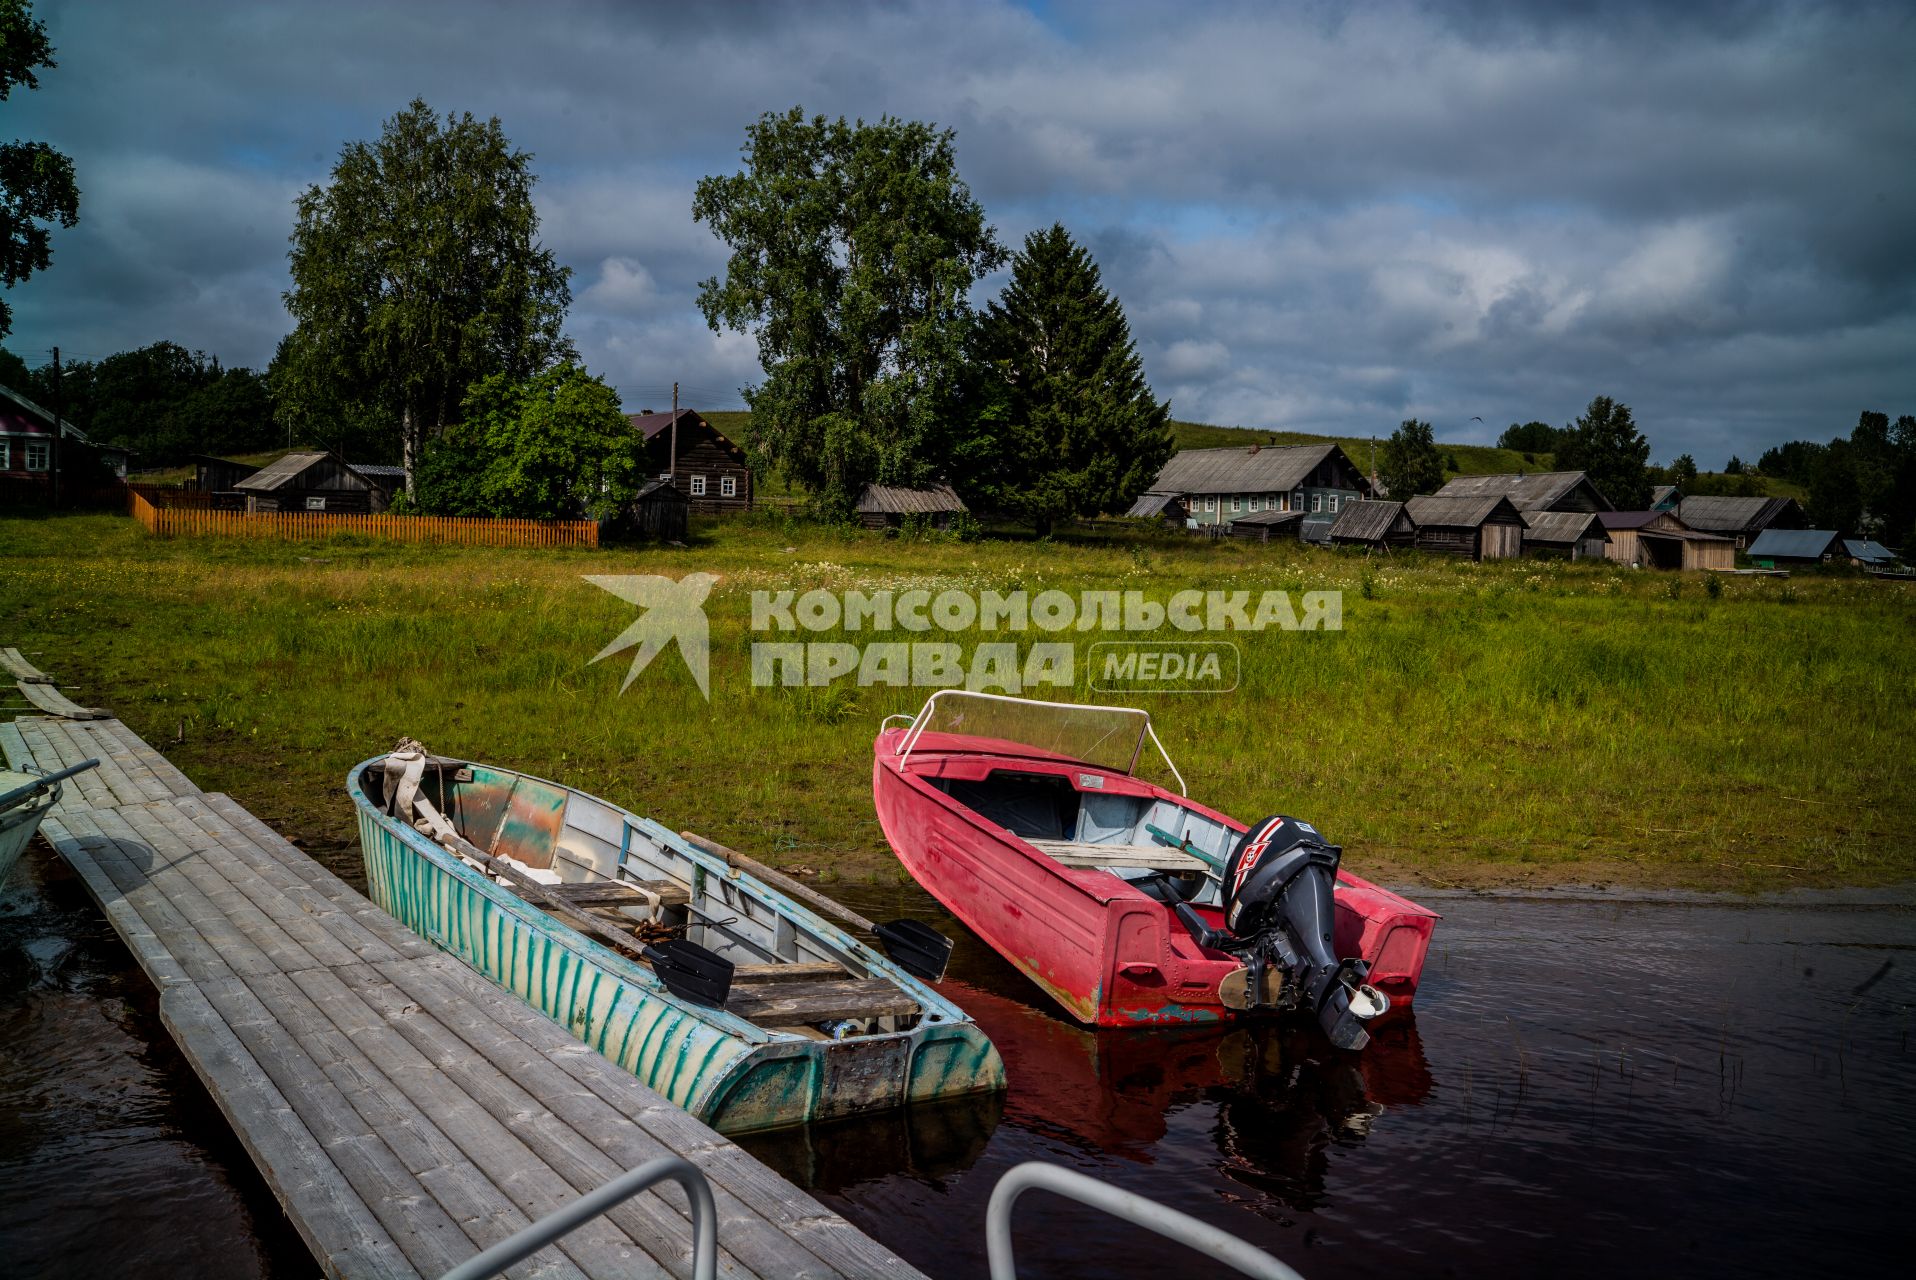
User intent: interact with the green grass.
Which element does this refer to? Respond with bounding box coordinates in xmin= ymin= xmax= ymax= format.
xmin=3 ymin=511 xmax=1910 ymax=893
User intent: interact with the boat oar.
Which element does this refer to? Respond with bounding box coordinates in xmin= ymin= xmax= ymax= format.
xmin=0 ymin=758 xmax=100 ymax=811
xmin=641 ymin=938 xmax=734 ymax=1009
xmin=680 ymin=830 xmax=956 ymax=984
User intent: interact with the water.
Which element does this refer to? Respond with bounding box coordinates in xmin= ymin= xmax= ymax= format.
xmin=2 ymin=847 xmax=1910 ymax=1279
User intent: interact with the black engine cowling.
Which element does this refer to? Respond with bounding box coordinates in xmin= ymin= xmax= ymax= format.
xmin=1178 ymin=814 xmax=1390 ymax=1050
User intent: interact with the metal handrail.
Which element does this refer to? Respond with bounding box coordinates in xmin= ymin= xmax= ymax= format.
xmin=893 ymin=689 xmax=1188 ymax=795
xmin=438 ymin=1156 xmax=717 ymax=1280
xmin=986 ymin=1161 xmax=1303 ymax=1280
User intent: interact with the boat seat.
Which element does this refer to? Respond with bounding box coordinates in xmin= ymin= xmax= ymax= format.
xmin=547 ymin=879 xmax=690 ymax=909
xmin=727 ymin=977 xmax=919 ymax=1026
xmin=1026 ymin=838 xmax=1212 ymax=874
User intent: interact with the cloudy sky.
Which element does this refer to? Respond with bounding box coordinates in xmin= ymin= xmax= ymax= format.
xmin=8 ymin=0 xmax=1913 ymax=462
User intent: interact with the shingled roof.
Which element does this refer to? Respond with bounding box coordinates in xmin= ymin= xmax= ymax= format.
xmin=1327 ymin=499 xmax=1411 ymax=543
xmin=1519 ymin=509 xmax=1609 ymax=545
xmin=854 ymin=482 xmax=966 ymax=515
xmin=1676 ymin=495 xmax=1805 ymax=537
xmin=1432 ymin=470 xmax=1613 ymax=512
xmin=1404 ymin=494 xmax=1528 ymax=528
xmin=233 ymin=452 xmax=373 ymax=492
xmin=1149 ymin=443 xmax=1362 ymax=496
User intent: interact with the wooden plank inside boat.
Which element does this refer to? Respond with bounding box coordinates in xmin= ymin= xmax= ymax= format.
xmin=1027 ymin=837 xmax=1212 ymax=873
xmin=546 ymin=878 xmax=689 ymax=908
xmin=727 ymin=977 xmax=919 ymax=1025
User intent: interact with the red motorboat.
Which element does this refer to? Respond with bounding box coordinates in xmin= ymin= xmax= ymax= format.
xmin=872 ymin=692 xmax=1438 ymax=1046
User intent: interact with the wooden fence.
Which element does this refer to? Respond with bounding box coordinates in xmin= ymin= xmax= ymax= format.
xmin=126 ymin=481 xmax=215 ymax=508
xmin=127 ymin=490 xmax=599 ymax=548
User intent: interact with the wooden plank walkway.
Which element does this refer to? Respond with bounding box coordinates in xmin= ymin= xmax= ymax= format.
xmin=2 ymin=714 xmax=925 ymax=1280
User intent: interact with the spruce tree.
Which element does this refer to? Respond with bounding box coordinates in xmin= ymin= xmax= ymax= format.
xmin=959 ymin=224 xmax=1171 ymax=534
xmin=1558 ymin=395 xmax=1652 ymax=509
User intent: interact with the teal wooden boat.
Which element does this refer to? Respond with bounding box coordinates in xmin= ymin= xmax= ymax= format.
xmin=348 ymin=747 xmax=1004 ymax=1135
xmin=1 ymin=760 xmax=99 ymax=887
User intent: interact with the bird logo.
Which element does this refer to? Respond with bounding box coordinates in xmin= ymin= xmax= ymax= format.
xmin=584 ymin=573 xmax=719 ymax=699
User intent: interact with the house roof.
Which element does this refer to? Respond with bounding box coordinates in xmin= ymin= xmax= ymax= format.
xmin=1747 ymin=528 xmax=1843 ymax=560
xmin=1521 ymin=510 xmax=1609 ymax=544
xmin=1843 ymin=539 xmax=1897 ymax=565
xmin=1432 ymin=470 xmax=1613 ymax=511
xmin=0 ymin=382 xmax=93 ymax=442
xmin=1677 ymin=495 xmax=1801 ymax=534
xmin=234 ymin=451 xmax=373 ymax=492
xmin=350 ymin=464 xmax=407 ymax=483
xmin=1230 ymin=508 xmax=1306 ymax=527
xmin=1650 ymin=484 xmax=1679 ymax=506
xmin=633 ymin=477 xmax=686 ymax=502
xmin=854 ymin=482 xmax=967 ymax=515
xmin=1327 ymin=499 xmax=1410 ymax=542
xmin=1598 ymin=510 xmax=1674 ymax=531
xmin=1149 ymin=444 xmax=1359 ymax=496
xmin=1403 ymin=494 xmax=1528 ymax=528
xmin=1124 ymin=491 xmax=1183 ymax=518
xmin=628 ymin=408 xmax=749 ymax=466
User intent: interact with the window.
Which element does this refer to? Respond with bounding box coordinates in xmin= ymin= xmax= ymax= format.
xmin=1248 ymin=495 xmax=1260 ymax=512
xmin=690 ymin=475 xmax=707 ymax=496
xmin=1328 ymin=494 xmax=1340 ymax=514
xmin=0 ymin=440 xmax=9 ymax=470
xmin=720 ymin=475 xmax=737 ymax=498
xmin=1231 ymin=495 xmax=1242 ymax=513
xmin=1203 ymin=495 xmax=1216 ymax=512
xmin=305 ymin=497 xmax=327 ymax=511
xmin=1293 ymin=489 xmax=1304 ymax=510
xmin=1312 ymin=492 xmax=1323 ymax=513
xmin=25 ymin=441 xmax=49 ymax=472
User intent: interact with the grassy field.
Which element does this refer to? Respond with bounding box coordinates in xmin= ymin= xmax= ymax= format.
xmin=3 ymin=510 xmax=1910 ymax=894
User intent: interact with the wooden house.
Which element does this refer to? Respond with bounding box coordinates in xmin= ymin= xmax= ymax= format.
xmin=1327 ymin=499 xmax=1416 ymax=551
xmin=628 ymin=410 xmax=752 ymax=516
xmin=1600 ymin=511 xmax=1735 ymax=570
xmin=1403 ymin=495 xmax=1527 ymax=560
xmin=1746 ymin=528 xmax=1844 ymax=567
xmin=1228 ymin=509 xmax=1306 ymax=543
xmin=1144 ymin=443 xmax=1371 ymax=541
xmin=854 ymin=482 xmax=967 ymax=531
xmin=1433 ymin=470 xmax=1613 ymax=513
xmin=1675 ymin=495 xmax=1806 ymax=549
xmin=1520 ymin=510 xmax=1611 ymax=560
xmin=1841 ymin=539 xmax=1898 ymax=568
xmin=1 ymin=383 xmax=131 ymax=505
xmin=1649 ymin=484 xmax=1681 ymax=512
xmin=232 ymin=451 xmax=391 ymax=513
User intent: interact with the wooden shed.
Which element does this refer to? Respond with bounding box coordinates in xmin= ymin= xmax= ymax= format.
xmin=190 ymin=454 xmax=260 ymax=493
xmin=1746 ymin=528 xmax=1844 ymax=567
xmin=1601 ymin=511 xmax=1735 ymax=570
xmin=607 ymin=477 xmax=690 ymax=542
xmin=1676 ymin=495 xmax=1807 ymax=549
xmin=1521 ymin=510 xmax=1611 ymax=560
xmin=1327 ymin=499 xmax=1416 ymax=551
xmin=1228 ymin=509 xmax=1307 ymax=543
xmin=232 ymin=451 xmax=391 ymax=513
xmin=1124 ymin=491 xmax=1190 ymax=525
xmin=854 ymin=482 xmax=967 ymax=531
xmin=1403 ymin=495 xmax=1527 ymax=560
xmin=629 ymin=410 xmax=752 ymax=515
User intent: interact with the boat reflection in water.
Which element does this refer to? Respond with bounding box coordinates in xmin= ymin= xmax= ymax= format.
xmin=735 ymin=1086 xmax=1005 ymax=1193
xmin=955 ymin=977 xmax=1433 ymax=1205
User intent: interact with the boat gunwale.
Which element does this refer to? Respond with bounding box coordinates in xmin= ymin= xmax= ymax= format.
xmin=346 ymin=754 xmax=977 ymax=1045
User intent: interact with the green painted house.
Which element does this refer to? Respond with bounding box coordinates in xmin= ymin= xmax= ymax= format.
xmin=1133 ymin=443 xmax=1372 ymax=540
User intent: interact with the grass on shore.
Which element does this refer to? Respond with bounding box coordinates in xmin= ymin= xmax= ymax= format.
xmin=2 ymin=510 xmax=1910 ymax=894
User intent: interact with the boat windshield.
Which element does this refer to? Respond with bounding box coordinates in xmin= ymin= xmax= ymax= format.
xmin=893 ymin=690 xmax=1186 ymax=794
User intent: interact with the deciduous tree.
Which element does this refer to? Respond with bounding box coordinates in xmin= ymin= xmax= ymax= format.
xmin=279 ymin=99 xmax=572 ymax=493
xmin=0 ymin=0 xmax=79 ymax=339
xmin=694 ymin=108 xmax=1005 ymax=514
xmin=955 ymin=224 xmax=1170 ymax=534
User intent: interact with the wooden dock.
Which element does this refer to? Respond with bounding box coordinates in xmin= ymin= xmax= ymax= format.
xmin=2 ymin=713 xmax=926 ymax=1280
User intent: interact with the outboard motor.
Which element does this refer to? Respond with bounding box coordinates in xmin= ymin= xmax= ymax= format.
xmin=1175 ymin=815 xmax=1390 ymax=1050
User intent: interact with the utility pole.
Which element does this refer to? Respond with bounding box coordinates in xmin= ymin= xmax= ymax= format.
xmin=49 ymin=346 xmax=62 ymax=509
xmin=668 ymin=381 xmax=679 ymax=482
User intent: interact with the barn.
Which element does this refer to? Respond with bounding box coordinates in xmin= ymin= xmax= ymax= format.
xmin=1433 ymin=470 xmax=1614 ymax=513
xmin=1676 ymin=495 xmax=1807 ymax=549
xmin=854 ymin=482 xmax=967 ymax=531
xmin=1403 ymin=495 xmax=1527 ymax=560
xmin=1746 ymin=528 xmax=1845 ymax=567
xmin=1228 ymin=509 xmax=1307 ymax=542
xmin=1600 ymin=511 xmax=1736 ymax=570
xmin=232 ymin=452 xmax=393 ymax=513
xmin=1520 ymin=510 xmax=1611 ymax=560
xmin=1327 ymin=499 xmax=1416 ymax=551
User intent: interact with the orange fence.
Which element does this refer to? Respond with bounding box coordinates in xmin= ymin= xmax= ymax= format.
xmin=126 ymin=490 xmax=599 ymax=548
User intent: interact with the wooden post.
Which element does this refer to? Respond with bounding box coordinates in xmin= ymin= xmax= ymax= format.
xmin=49 ymin=346 xmax=62 ymax=509
xmin=668 ymin=381 xmax=679 ymax=481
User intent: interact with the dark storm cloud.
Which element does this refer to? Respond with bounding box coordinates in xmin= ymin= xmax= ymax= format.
xmin=6 ymin=0 xmax=1911 ymax=460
